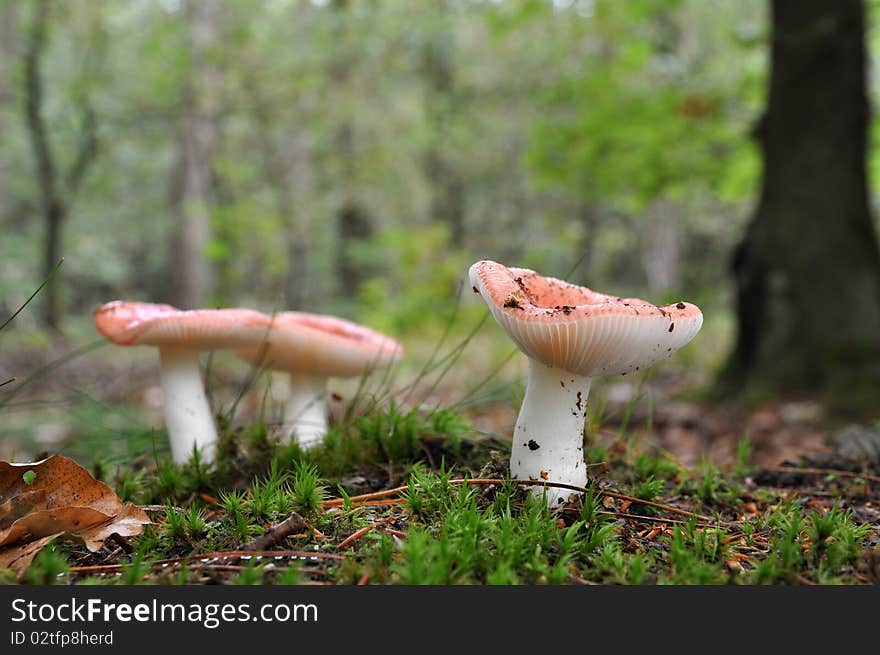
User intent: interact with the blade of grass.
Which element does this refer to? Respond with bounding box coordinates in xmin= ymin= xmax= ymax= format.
xmin=0 ymin=338 xmax=106 ymax=407
xmin=0 ymin=258 xmax=63 ymax=333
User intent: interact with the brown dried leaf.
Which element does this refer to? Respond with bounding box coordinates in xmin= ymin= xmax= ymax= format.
xmin=1 ymin=456 xmax=125 ymax=515
xmin=0 ymin=534 xmax=62 ymax=579
xmin=0 ymin=507 xmax=112 ymax=546
xmin=0 ymin=455 xmax=151 ymax=579
xmin=77 ymin=504 xmax=154 ymax=551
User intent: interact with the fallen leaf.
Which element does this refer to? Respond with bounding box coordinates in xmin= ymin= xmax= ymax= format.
xmin=77 ymin=504 xmax=155 ymax=551
xmin=0 ymin=455 xmax=151 ymax=579
xmin=0 ymin=535 xmax=61 ymax=578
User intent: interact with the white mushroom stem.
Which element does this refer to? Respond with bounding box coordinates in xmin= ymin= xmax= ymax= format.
xmin=510 ymin=360 xmax=591 ymax=507
xmin=282 ymin=374 xmax=329 ymax=450
xmin=158 ymin=347 xmax=217 ymax=465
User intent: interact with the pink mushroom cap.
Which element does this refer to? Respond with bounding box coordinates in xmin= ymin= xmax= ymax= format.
xmin=94 ymin=300 xmax=274 ymax=350
xmin=469 ymin=260 xmax=703 ymax=377
xmin=236 ymin=311 xmax=404 ymax=379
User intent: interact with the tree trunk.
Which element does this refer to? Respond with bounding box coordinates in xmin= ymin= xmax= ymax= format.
xmin=0 ymin=1 xmax=19 ymax=249
xmin=331 ymin=0 xmax=373 ymax=301
xmin=168 ymin=0 xmax=221 ymax=309
xmin=0 ymin=1 xmax=17 ymax=107
xmin=280 ymin=135 xmax=312 ymax=309
xmin=337 ymin=201 xmax=372 ymax=299
xmin=22 ymin=0 xmax=99 ymax=331
xmin=24 ymin=0 xmax=62 ymax=329
xmin=422 ymin=5 xmax=465 ymax=248
xmin=641 ymin=199 xmax=681 ymax=293
xmin=725 ymin=0 xmax=880 ymax=400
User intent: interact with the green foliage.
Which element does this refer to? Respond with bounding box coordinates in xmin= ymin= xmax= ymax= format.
xmin=733 ymin=435 xmax=753 ymax=477
xmin=289 ymin=461 xmax=329 ymax=517
xmin=231 ymin=559 xmax=265 ymax=586
xmin=120 ymin=548 xmax=152 ymax=586
xmin=683 ymin=459 xmax=733 ymax=505
xmin=356 ymin=225 xmax=475 ymax=333
xmin=392 ymin=471 xmax=582 ymax=584
xmin=631 ymin=450 xmax=680 ymax=482
xmin=663 ymin=520 xmax=729 ymax=584
xmin=630 ymin=474 xmax=665 ymax=506
xmin=311 ymin=403 xmax=472 ymax=476
xmin=806 ymin=505 xmax=871 ymax=570
xmin=528 ymin=0 xmax=763 ymax=212
xmin=247 ymin=462 xmax=293 ymax=522
xmin=25 ymin=544 xmax=69 ymax=585
xmin=115 ymin=468 xmax=147 ymax=503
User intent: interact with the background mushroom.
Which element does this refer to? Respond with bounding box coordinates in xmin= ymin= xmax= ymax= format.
xmin=469 ymin=259 xmax=703 ymax=506
xmin=234 ymin=311 xmax=404 ymax=449
xmin=94 ymin=301 xmax=273 ymax=464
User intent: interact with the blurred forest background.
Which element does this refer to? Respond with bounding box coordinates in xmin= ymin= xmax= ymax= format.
xmin=2 ymin=0 xmax=879 ymax=464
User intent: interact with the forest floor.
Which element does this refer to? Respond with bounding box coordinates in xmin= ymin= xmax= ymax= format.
xmin=2 ymin=329 xmax=880 ymax=585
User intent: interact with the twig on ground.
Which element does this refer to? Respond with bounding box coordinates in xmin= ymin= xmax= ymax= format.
xmin=570 ymin=573 xmax=600 ymax=585
xmin=765 ymin=465 xmax=880 ymax=484
xmin=599 ymin=510 xmax=700 ymax=526
xmin=792 ymin=573 xmax=816 ymax=586
xmin=324 ymin=477 xmax=714 ymax=522
xmin=242 ymin=512 xmax=308 ymax=551
xmin=337 ymin=515 xmax=398 ymax=550
xmin=723 ymin=529 xmax=769 ymax=545
xmin=68 ymin=549 xmax=344 ymax=575
xmin=599 ymin=489 xmax=713 ymax=522
xmin=109 ymin=533 xmax=134 ymax=554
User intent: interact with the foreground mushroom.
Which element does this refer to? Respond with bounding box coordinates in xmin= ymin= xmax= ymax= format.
xmin=234 ymin=312 xmax=404 ymax=449
xmin=94 ymin=301 xmax=273 ymax=464
xmin=469 ymin=260 xmax=703 ymax=506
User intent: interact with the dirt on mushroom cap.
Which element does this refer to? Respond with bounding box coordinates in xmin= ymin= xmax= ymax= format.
xmin=469 ymin=260 xmax=703 ymax=377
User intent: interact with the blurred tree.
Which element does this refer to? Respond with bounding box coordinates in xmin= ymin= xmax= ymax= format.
xmin=331 ymin=0 xmax=374 ymax=301
xmin=23 ymin=0 xmax=99 ymax=329
xmin=421 ymin=0 xmax=466 ymax=248
xmin=240 ymin=43 xmax=312 ymax=309
xmin=0 ymin=1 xmax=18 ymax=229
xmin=167 ymin=0 xmax=222 ymax=309
xmin=725 ymin=0 xmax=880 ymax=400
